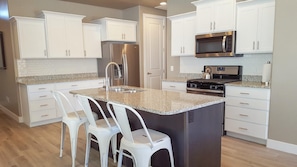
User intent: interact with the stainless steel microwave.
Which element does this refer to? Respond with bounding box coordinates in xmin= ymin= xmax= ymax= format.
xmin=195 ymin=31 xmax=242 ymax=58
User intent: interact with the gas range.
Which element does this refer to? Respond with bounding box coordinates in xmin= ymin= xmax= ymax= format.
xmin=187 ymin=66 xmax=242 ymax=96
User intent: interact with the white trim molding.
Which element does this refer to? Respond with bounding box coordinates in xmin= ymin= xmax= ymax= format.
xmin=267 ymin=139 xmax=297 ymax=155
xmin=0 ymin=105 xmax=23 ymax=123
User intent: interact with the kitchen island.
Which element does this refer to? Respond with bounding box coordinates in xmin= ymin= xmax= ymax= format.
xmin=71 ymin=86 xmax=225 ymax=167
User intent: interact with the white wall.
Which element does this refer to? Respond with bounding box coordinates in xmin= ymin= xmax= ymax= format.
xmin=180 ymin=53 xmax=272 ymax=75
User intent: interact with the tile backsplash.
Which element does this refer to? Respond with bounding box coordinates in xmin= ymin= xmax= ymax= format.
xmin=17 ymin=58 xmax=98 ymax=77
xmin=180 ymin=53 xmax=272 ymax=75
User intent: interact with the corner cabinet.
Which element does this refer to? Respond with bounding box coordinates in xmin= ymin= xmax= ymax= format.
xmin=236 ymin=0 xmax=275 ymax=54
xmin=10 ymin=17 xmax=47 ymax=59
xmin=93 ymin=18 xmax=137 ymax=42
xmin=41 ymin=11 xmax=85 ymax=58
xmin=192 ymin=0 xmax=236 ymax=35
xmin=225 ymin=86 xmax=270 ymax=144
xmin=169 ymin=12 xmax=196 ymax=56
xmin=82 ymin=23 xmax=102 ymax=58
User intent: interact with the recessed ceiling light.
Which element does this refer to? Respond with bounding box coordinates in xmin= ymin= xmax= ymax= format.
xmin=160 ymin=2 xmax=167 ymax=6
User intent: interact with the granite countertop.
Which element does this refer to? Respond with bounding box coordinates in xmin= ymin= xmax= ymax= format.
xmin=70 ymin=86 xmax=225 ymax=115
xmin=17 ymin=73 xmax=103 ymax=85
xmin=225 ymin=81 xmax=270 ymax=89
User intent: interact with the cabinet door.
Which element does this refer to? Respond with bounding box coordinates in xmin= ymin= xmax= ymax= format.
xmin=82 ymin=24 xmax=102 ymax=58
xmin=236 ymin=6 xmax=258 ymax=54
xmin=183 ymin=16 xmax=196 ymax=56
xmin=171 ymin=19 xmax=184 ymax=56
xmin=257 ymin=3 xmax=275 ymax=53
xmin=196 ymin=3 xmax=213 ymax=34
xmin=121 ymin=22 xmax=137 ymax=42
xmin=106 ymin=20 xmax=124 ymax=41
xmin=65 ymin=17 xmax=84 ymax=58
xmin=213 ymin=0 xmax=235 ymax=32
xmin=45 ymin=14 xmax=68 ymax=58
xmin=14 ymin=18 xmax=47 ymax=59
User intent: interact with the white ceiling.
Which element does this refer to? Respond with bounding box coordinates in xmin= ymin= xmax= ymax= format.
xmin=61 ymin=0 xmax=167 ymax=10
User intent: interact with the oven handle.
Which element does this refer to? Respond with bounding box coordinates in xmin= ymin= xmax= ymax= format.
xmin=186 ymin=88 xmax=224 ymax=94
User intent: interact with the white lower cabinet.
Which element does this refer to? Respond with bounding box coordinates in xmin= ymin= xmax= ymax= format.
xmin=225 ymin=86 xmax=270 ymax=143
xmin=20 ymin=78 xmax=105 ymax=127
xmin=20 ymin=83 xmax=57 ymax=127
xmin=162 ymin=81 xmax=187 ymax=93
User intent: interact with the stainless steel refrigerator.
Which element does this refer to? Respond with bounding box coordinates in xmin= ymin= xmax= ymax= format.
xmin=98 ymin=42 xmax=140 ymax=87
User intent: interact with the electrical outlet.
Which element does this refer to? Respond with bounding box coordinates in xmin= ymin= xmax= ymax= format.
xmin=170 ymin=66 xmax=174 ymax=71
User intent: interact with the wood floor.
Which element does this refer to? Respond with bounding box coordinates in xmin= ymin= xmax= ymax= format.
xmin=1 ymin=111 xmax=297 ymax=167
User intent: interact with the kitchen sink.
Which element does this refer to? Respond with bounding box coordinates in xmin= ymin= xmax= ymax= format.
xmin=109 ymin=87 xmax=145 ymax=93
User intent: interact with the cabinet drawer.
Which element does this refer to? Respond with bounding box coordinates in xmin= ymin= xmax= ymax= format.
xmin=225 ymin=119 xmax=268 ymax=139
xmin=29 ymin=99 xmax=55 ymax=111
xmin=162 ymin=81 xmax=186 ymax=92
xmin=88 ymin=79 xmax=105 ymax=88
xmin=226 ymin=86 xmax=270 ymax=100
xmin=225 ymin=106 xmax=269 ymax=125
xmin=55 ymin=81 xmax=89 ymax=90
xmin=30 ymin=109 xmax=56 ymax=122
xmin=29 ymin=92 xmax=53 ymax=100
xmin=226 ymin=96 xmax=269 ymax=110
xmin=28 ymin=84 xmax=54 ymax=93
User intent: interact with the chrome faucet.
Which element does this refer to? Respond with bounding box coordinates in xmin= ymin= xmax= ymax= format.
xmin=105 ymin=62 xmax=122 ymax=91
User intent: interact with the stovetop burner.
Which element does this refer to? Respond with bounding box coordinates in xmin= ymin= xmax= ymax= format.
xmin=187 ymin=78 xmax=240 ymax=84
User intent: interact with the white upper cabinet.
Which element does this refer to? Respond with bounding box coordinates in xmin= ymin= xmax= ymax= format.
xmin=236 ymin=0 xmax=275 ymax=54
xmin=42 ymin=11 xmax=85 ymax=58
xmin=94 ymin=18 xmax=137 ymax=42
xmin=192 ymin=0 xmax=236 ymax=35
xmin=82 ymin=23 xmax=102 ymax=58
xmin=11 ymin=17 xmax=47 ymax=59
xmin=169 ymin=12 xmax=196 ymax=56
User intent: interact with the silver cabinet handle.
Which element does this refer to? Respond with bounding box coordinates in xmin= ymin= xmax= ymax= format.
xmin=253 ymin=41 xmax=255 ymax=50
xmin=38 ymin=88 xmax=46 ymax=90
xmin=169 ymin=86 xmax=176 ymax=88
xmin=239 ymin=127 xmax=248 ymax=131
xmin=147 ymin=72 xmax=152 ymax=75
xmin=84 ymin=50 xmax=86 ymax=57
xmin=240 ymin=102 xmax=249 ymax=105
xmin=65 ymin=50 xmax=68 ymax=56
xmin=239 ymin=114 xmax=249 ymax=117
xmin=41 ymin=114 xmax=49 ymax=117
xmin=39 ymin=95 xmax=47 ymax=98
xmin=44 ymin=50 xmax=47 ymax=57
xmin=240 ymin=92 xmax=250 ymax=95
xmin=213 ymin=21 xmax=216 ymax=30
xmin=40 ymin=104 xmax=48 ymax=107
xmin=180 ymin=47 xmax=183 ymax=54
xmin=71 ymin=85 xmax=78 ymax=87
xmin=210 ymin=22 xmax=212 ymax=30
xmin=257 ymin=41 xmax=259 ymax=50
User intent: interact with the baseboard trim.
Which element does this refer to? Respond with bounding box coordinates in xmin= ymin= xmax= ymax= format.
xmin=267 ymin=139 xmax=297 ymax=155
xmin=0 ymin=105 xmax=23 ymax=123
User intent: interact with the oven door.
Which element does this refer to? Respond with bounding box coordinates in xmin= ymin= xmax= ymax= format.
xmin=187 ymin=88 xmax=224 ymax=97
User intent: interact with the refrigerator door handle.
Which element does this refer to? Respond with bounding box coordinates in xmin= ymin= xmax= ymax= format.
xmin=123 ymin=54 xmax=128 ymax=85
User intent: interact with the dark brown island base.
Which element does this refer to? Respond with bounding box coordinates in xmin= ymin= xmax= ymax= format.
xmin=71 ymin=86 xmax=225 ymax=167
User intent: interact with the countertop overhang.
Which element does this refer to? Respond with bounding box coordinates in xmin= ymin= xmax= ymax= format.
xmin=70 ymin=86 xmax=225 ymax=115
